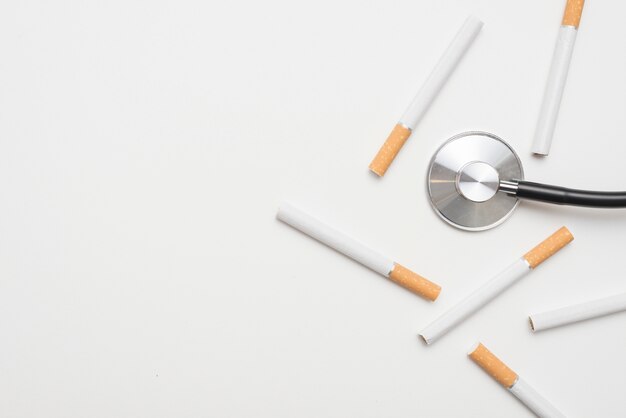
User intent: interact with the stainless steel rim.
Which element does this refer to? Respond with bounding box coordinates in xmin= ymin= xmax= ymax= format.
xmin=426 ymin=131 xmax=524 ymax=231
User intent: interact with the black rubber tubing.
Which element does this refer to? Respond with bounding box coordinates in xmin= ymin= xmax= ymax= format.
xmin=516 ymin=181 xmax=626 ymax=208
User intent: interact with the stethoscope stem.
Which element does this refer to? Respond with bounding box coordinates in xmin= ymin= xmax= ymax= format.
xmin=498 ymin=180 xmax=519 ymax=195
xmin=499 ymin=180 xmax=626 ymax=208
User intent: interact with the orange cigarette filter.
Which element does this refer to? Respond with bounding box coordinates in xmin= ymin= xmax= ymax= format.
xmin=469 ymin=343 xmax=518 ymax=388
xmin=369 ymin=124 xmax=412 ymax=177
xmin=390 ymin=263 xmax=441 ymax=301
xmin=562 ymin=0 xmax=585 ymax=28
xmin=523 ymin=226 xmax=573 ymax=268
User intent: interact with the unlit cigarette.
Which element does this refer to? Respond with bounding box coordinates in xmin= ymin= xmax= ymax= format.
xmin=276 ymin=202 xmax=441 ymax=300
xmin=530 ymin=292 xmax=626 ymax=332
xmin=369 ymin=15 xmax=483 ymax=176
xmin=532 ymin=0 xmax=585 ymax=156
xmin=469 ymin=343 xmax=566 ymax=418
xmin=419 ymin=227 xmax=573 ymax=344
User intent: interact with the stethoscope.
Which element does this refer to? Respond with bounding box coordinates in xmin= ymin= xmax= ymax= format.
xmin=427 ymin=131 xmax=626 ymax=231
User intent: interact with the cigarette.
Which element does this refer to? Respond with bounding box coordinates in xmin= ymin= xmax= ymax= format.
xmin=369 ymin=15 xmax=483 ymax=176
xmin=276 ymin=202 xmax=441 ymax=301
xmin=530 ymin=292 xmax=626 ymax=332
xmin=419 ymin=227 xmax=573 ymax=344
xmin=469 ymin=343 xmax=566 ymax=418
xmin=532 ymin=0 xmax=585 ymax=156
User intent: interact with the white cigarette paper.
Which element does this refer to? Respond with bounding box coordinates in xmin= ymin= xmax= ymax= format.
xmin=509 ymin=378 xmax=566 ymax=418
xmin=277 ymin=202 xmax=394 ymax=276
xmin=532 ymin=26 xmax=578 ymax=156
xmin=420 ymin=259 xmax=530 ymax=344
xmin=400 ymin=15 xmax=483 ymax=130
xmin=530 ymin=292 xmax=626 ymax=332
xmin=277 ymin=202 xmax=441 ymax=300
xmin=469 ymin=343 xmax=566 ymax=418
xmin=420 ymin=227 xmax=573 ymax=343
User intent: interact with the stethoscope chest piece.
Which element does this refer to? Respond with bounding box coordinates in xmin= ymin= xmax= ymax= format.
xmin=427 ymin=132 xmax=523 ymax=231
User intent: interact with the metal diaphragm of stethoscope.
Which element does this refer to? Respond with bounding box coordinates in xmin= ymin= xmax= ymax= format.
xmin=427 ymin=131 xmax=626 ymax=231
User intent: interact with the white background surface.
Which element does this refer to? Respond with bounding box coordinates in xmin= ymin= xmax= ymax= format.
xmin=1 ymin=1 xmax=625 ymax=417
